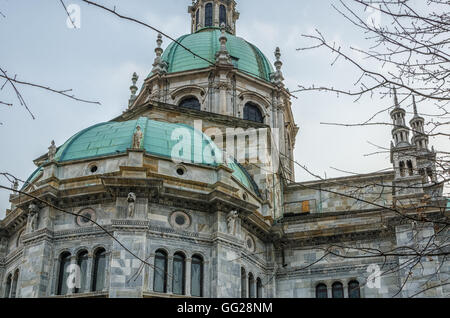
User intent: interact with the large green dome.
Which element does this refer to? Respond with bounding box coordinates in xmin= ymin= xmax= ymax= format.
xmin=150 ymin=28 xmax=274 ymax=82
xmin=24 ymin=118 xmax=259 ymax=195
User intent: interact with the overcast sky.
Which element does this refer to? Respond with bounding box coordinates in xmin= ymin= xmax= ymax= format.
xmin=0 ymin=0 xmax=448 ymax=218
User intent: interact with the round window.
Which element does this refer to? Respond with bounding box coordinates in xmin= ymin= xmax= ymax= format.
xmin=169 ymin=211 xmax=191 ymax=230
xmin=76 ymin=208 xmax=97 ymax=227
xmin=175 ymin=165 xmax=187 ymax=177
xmin=246 ymin=235 xmax=255 ymax=252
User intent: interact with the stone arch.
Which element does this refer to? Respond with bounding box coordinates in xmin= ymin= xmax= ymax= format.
xmin=74 ymin=246 xmax=90 ymax=256
xmin=238 ymin=92 xmax=270 ymax=124
xmin=152 ymin=247 xmax=171 ymax=256
xmin=91 ymin=245 xmax=108 ymax=256
xmin=171 ymin=85 xmax=206 ymax=105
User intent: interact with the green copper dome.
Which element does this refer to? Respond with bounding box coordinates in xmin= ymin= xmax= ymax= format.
xmin=38 ymin=117 xmax=259 ymax=194
xmin=150 ymin=28 xmax=274 ymax=82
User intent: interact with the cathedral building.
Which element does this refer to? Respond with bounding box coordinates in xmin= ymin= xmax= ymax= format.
xmin=0 ymin=0 xmax=448 ymax=298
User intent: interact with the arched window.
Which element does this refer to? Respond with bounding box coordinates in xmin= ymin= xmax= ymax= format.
xmin=205 ymin=3 xmax=213 ymax=27
xmin=332 ymin=282 xmax=344 ymax=298
xmin=4 ymin=274 xmax=12 ymax=298
xmin=244 ymin=102 xmax=263 ymax=123
xmin=399 ymin=161 xmax=406 ymax=177
xmin=154 ymin=250 xmax=168 ymax=293
xmin=173 ymin=252 xmax=186 ymax=295
xmin=256 ymin=278 xmax=263 ymax=298
xmin=195 ymin=9 xmax=200 ymax=29
xmin=11 ymin=270 xmax=19 ymax=298
xmin=92 ymin=248 xmax=106 ymax=292
xmin=248 ymin=273 xmax=255 ymax=298
xmin=179 ymin=97 xmax=201 ymax=110
xmin=348 ymin=280 xmax=361 ymax=298
xmin=57 ymin=252 xmax=71 ymax=295
xmin=241 ymin=267 xmax=247 ymax=298
xmin=316 ymin=283 xmax=328 ymax=298
xmin=219 ymin=5 xmax=227 ymax=26
xmin=75 ymin=250 xmax=88 ymax=294
xmin=191 ymin=255 xmax=204 ymax=297
xmin=407 ymin=160 xmax=414 ymax=176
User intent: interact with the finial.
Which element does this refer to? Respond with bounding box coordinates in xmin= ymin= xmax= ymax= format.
xmin=152 ymin=33 xmax=168 ymax=75
xmin=156 ymin=33 xmax=163 ymax=50
xmin=271 ymin=47 xmax=284 ymax=86
xmin=412 ymin=95 xmax=418 ymax=117
xmin=215 ymin=23 xmax=232 ymax=65
xmin=393 ymin=87 xmax=399 ymax=108
xmin=128 ymin=72 xmax=139 ymax=108
xmin=219 ymin=22 xmax=228 ymax=49
xmin=275 ymin=47 xmax=281 ymax=62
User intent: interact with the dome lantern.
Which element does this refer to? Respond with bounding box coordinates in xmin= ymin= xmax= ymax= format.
xmin=188 ymin=0 xmax=239 ymax=35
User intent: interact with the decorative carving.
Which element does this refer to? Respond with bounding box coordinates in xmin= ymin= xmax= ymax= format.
xmin=152 ymin=34 xmax=168 ymax=75
xmin=215 ymin=23 xmax=232 ymax=65
xmin=12 ymin=180 xmax=19 ymax=192
xmin=132 ymin=126 xmax=143 ymax=149
xmin=127 ymin=192 xmax=136 ymax=218
xmin=226 ymin=210 xmax=239 ymax=235
xmin=128 ymin=72 xmax=139 ymax=108
xmin=48 ymin=140 xmax=57 ymax=161
xmin=27 ymin=203 xmax=40 ymax=233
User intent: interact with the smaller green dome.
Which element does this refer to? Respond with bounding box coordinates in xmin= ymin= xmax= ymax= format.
xmin=150 ymin=28 xmax=274 ymax=82
xmin=50 ymin=117 xmax=259 ymax=194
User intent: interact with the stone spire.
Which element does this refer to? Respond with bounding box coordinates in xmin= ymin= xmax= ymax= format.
xmin=390 ymin=87 xmax=410 ymax=147
xmin=151 ymin=33 xmax=168 ymax=75
xmin=215 ymin=23 xmax=232 ymax=65
xmin=271 ymin=47 xmax=284 ymax=86
xmin=128 ymin=72 xmax=139 ymax=108
xmin=409 ymin=95 xmax=428 ymax=150
xmin=393 ymin=87 xmax=400 ymax=108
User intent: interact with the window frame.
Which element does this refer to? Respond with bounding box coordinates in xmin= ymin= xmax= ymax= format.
xmin=75 ymin=250 xmax=89 ymax=294
xmin=153 ymin=250 xmax=168 ymax=293
xmin=241 ymin=267 xmax=247 ymax=298
xmin=179 ymin=96 xmax=201 ymax=111
xmin=191 ymin=255 xmax=204 ymax=297
xmin=316 ymin=283 xmax=328 ymax=298
xmin=205 ymin=3 xmax=213 ymax=27
xmin=219 ymin=5 xmax=227 ymax=26
xmin=172 ymin=252 xmax=186 ymax=295
xmin=91 ymin=248 xmax=107 ymax=292
xmin=332 ymin=282 xmax=344 ymax=298
xmin=243 ymin=102 xmax=264 ymax=123
xmin=348 ymin=280 xmax=361 ymax=298
xmin=57 ymin=252 xmax=71 ymax=296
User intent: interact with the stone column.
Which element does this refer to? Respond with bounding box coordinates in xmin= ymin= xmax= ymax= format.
xmin=185 ymin=258 xmax=192 ymax=297
xmin=167 ymin=256 xmax=174 ymax=294
xmin=84 ymin=253 xmax=94 ymax=293
xmin=68 ymin=256 xmax=77 ymax=295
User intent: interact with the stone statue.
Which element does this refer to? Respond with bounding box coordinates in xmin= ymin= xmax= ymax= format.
xmin=12 ymin=180 xmax=19 ymax=192
xmin=48 ymin=140 xmax=57 ymax=161
xmin=127 ymin=192 xmax=136 ymax=218
xmin=27 ymin=203 xmax=40 ymax=233
xmin=132 ymin=126 xmax=143 ymax=149
xmin=226 ymin=210 xmax=239 ymax=235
